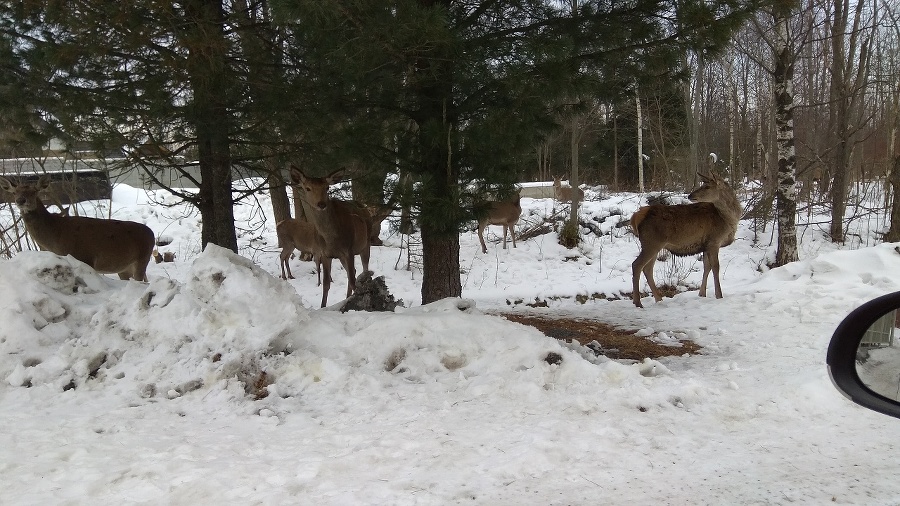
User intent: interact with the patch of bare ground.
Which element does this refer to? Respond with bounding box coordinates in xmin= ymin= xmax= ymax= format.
xmin=499 ymin=313 xmax=701 ymax=361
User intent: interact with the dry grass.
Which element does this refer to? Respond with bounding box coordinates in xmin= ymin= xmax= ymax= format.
xmin=499 ymin=313 xmax=701 ymax=361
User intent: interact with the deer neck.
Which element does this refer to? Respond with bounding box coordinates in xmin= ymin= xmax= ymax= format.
xmin=21 ymin=200 xmax=53 ymax=225
xmin=300 ymin=198 xmax=342 ymax=242
xmin=712 ymin=191 xmax=742 ymax=225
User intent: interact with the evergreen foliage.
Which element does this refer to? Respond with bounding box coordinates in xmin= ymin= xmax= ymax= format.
xmin=0 ymin=0 xmax=764 ymax=302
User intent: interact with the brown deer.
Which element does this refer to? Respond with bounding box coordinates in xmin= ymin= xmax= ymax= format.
xmin=552 ymin=175 xmax=585 ymax=202
xmin=477 ymin=191 xmax=522 ymax=254
xmin=0 ymin=175 xmax=155 ymax=281
xmin=275 ymin=218 xmax=325 ymax=285
xmin=289 ymin=166 xmax=371 ymax=308
xmin=630 ymin=172 xmax=742 ymax=308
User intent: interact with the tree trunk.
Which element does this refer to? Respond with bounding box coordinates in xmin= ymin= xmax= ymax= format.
xmin=419 ymin=156 xmax=462 ymax=303
xmin=414 ymin=0 xmax=461 ymax=304
xmin=269 ymin=172 xmax=292 ymax=246
xmin=690 ymin=54 xmax=705 ymax=182
xmin=612 ymin=113 xmax=618 ymax=190
xmin=183 ymin=0 xmax=237 ymax=252
xmin=885 ymin=156 xmax=900 ymax=242
xmin=773 ymin=4 xmax=799 ymax=266
xmin=635 ymin=85 xmax=645 ymax=193
xmin=565 ymin=113 xmax=582 ymax=244
xmin=828 ymin=0 xmax=850 ymax=243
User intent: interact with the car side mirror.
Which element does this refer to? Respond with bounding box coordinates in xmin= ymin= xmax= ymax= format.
xmin=827 ymin=291 xmax=900 ymax=419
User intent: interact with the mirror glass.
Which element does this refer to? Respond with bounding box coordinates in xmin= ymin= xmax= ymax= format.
xmin=856 ymin=308 xmax=900 ymax=400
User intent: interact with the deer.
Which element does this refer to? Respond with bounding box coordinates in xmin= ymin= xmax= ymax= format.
xmin=552 ymin=175 xmax=585 ymax=202
xmin=275 ymin=217 xmax=326 ymax=285
xmin=0 ymin=175 xmax=155 ymax=281
xmin=629 ymin=171 xmax=742 ymax=308
xmin=289 ymin=165 xmax=372 ymax=308
xmin=477 ymin=190 xmax=522 ymax=254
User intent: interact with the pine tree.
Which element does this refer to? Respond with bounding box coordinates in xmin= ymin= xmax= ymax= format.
xmin=0 ymin=0 xmax=304 ymax=252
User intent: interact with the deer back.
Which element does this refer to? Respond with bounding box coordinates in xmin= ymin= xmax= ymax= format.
xmin=631 ymin=203 xmax=734 ymax=256
xmin=480 ymin=195 xmax=522 ymax=227
xmin=631 ymin=173 xmax=741 ymax=256
xmin=552 ymin=176 xmax=584 ymax=202
xmin=276 ymin=218 xmax=323 ymax=254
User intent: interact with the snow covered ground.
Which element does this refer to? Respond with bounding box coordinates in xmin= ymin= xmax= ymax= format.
xmin=2 ymin=180 xmax=900 ymax=505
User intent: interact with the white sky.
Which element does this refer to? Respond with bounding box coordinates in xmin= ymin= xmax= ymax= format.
xmin=2 ymin=180 xmax=900 ymax=505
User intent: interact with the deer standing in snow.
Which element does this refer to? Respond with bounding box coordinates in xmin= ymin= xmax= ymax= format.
xmin=0 ymin=175 xmax=155 ymax=281
xmin=477 ymin=190 xmax=522 ymax=254
xmin=552 ymin=175 xmax=584 ymax=203
xmin=275 ymin=218 xmax=325 ymax=285
xmin=630 ymin=171 xmax=742 ymax=308
xmin=289 ymin=166 xmax=371 ymax=308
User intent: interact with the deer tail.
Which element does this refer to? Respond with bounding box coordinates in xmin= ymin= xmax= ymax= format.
xmin=630 ymin=207 xmax=650 ymax=238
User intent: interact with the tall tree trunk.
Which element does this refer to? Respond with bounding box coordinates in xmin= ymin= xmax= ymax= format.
xmin=415 ymin=2 xmax=462 ymax=304
xmin=690 ymin=54 xmax=705 ymax=181
xmin=419 ymin=144 xmax=462 ymax=303
xmin=635 ymin=85 xmax=645 ymax=192
xmin=828 ymin=0 xmax=850 ymax=243
xmin=885 ymin=156 xmax=900 ymax=242
xmin=773 ymin=4 xmax=799 ymax=266
xmin=562 ymin=112 xmax=582 ymax=247
xmin=183 ymin=0 xmax=237 ymax=252
xmin=269 ymin=173 xmax=292 ymax=245
xmin=612 ymin=113 xmax=619 ymax=190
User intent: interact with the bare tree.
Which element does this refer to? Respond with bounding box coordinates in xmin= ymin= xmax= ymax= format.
xmin=827 ymin=0 xmax=877 ymax=242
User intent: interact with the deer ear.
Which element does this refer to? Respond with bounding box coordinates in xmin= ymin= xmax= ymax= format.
xmin=0 ymin=176 xmax=12 ymax=192
xmin=289 ymin=165 xmax=305 ymax=184
xmin=326 ymin=169 xmax=345 ymax=184
xmin=37 ymin=175 xmax=52 ymax=189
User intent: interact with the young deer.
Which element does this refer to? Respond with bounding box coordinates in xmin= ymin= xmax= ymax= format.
xmin=289 ymin=166 xmax=371 ymax=308
xmin=0 ymin=175 xmax=155 ymax=281
xmin=552 ymin=175 xmax=585 ymax=202
xmin=275 ymin=218 xmax=325 ymax=285
xmin=630 ymin=172 xmax=742 ymax=308
xmin=477 ymin=191 xmax=522 ymax=254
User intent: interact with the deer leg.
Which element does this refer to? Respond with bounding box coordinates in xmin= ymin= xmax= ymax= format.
xmin=699 ymin=253 xmax=711 ymax=297
xmin=320 ymin=257 xmax=332 ymax=308
xmin=315 ymin=255 xmax=321 ymax=286
xmin=280 ymin=248 xmax=295 ymax=280
xmin=361 ymin=243 xmax=371 ymax=275
xmin=340 ymin=256 xmax=356 ymax=298
xmin=632 ymin=249 xmax=659 ymax=307
xmin=510 ymin=224 xmax=516 ymax=249
xmin=643 ymin=258 xmax=662 ymax=302
xmin=708 ymin=250 xmax=723 ymax=298
xmin=501 ymin=225 xmax=508 ymax=249
xmin=477 ymin=222 xmax=488 ymax=254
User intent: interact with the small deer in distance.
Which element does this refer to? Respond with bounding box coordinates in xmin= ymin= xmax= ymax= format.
xmin=0 ymin=175 xmax=155 ymax=281
xmin=552 ymin=175 xmax=585 ymax=203
xmin=477 ymin=190 xmax=522 ymax=254
xmin=630 ymin=171 xmax=742 ymax=308
xmin=289 ymin=166 xmax=372 ymax=308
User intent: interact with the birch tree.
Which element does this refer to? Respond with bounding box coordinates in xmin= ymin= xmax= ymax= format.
xmin=772 ymin=0 xmax=800 ymax=266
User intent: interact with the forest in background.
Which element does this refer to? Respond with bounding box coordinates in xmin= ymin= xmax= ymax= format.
xmin=0 ymin=0 xmax=898 ymax=302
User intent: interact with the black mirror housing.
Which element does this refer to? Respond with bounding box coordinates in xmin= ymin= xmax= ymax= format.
xmin=827 ymin=291 xmax=900 ymax=419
